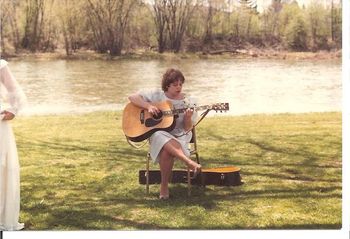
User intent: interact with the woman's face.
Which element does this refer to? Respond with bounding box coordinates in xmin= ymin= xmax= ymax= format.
xmin=167 ymin=79 xmax=183 ymax=96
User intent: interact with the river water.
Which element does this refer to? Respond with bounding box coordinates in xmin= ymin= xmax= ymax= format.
xmin=8 ymin=58 xmax=341 ymax=116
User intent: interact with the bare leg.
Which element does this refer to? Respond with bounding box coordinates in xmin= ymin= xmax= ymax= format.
xmin=159 ymin=148 xmax=174 ymax=198
xmin=163 ymin=139 xmax=201 ymax=171
xmin=157 ymin=139 xmax=201 ymax=198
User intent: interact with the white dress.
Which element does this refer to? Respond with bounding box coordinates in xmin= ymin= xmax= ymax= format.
xmin=0 ymin=59 xmax=26 ymax=230
xmin=139 ymin=89 xmax=197 ymax=163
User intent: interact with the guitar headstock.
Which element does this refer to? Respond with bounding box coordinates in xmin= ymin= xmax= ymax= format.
xmin=211 ymin=103 xmax=229 ymax=112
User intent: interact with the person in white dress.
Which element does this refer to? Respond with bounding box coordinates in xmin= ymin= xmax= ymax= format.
xmin=128 ymin=68 xmax=201 ymax=199
xmin=0 ymin=59 xmax=26 ymax=230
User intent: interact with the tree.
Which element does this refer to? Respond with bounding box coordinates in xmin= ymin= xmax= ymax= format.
xmin=21 ymin=0 xmax=45 ymax=52
xmin=306 ymin=1 xmax=329 ymax=50
xmin=151 ymin=0 xmax=198 ymax=53
xmin=152 ymin=0 xmax=168 ymax=53
xmin=59 ymin=0 xmax=85 ymax=56
xmin=86 ymin=0 xmax=138 ymax=56
xmin=0 ymin=0 xmax=10 ymax=54
xmin=240 ymin=1 xmax=258 ymax=42
xmin=238 ymin=0 xmax=257 ymax=12
xmin=278 ymin=1 xmax=302 ymax=48
xmin=40 ymin=0 xmax=58 ymax=52
xmin=330 ymin=0 xmax=341 ymax=46
xmin=0 ymin=0 xmax=22 ymax=53
xmin=125 ymin=3 xmax=155 ymax=51
xmin=285 ymin=14 xmax=308 ymax=50
xmin=260 ymin=0 xmax=283 ymax=44
xmin=203 ymin=0 xmax=214 ymax=44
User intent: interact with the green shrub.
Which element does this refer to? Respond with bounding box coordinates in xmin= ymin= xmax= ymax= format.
xmin=285 ymin=15 xmax=308 ymax=51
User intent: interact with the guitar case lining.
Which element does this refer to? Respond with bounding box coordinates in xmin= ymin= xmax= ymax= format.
xmin=139 ymin=166 xmax=242 ymax=186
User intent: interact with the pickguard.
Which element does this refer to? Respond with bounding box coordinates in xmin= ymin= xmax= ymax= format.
xmin=145 ymin=111 xmax=163 ymax=127
xmin=145 ymin=118 xmax=162 ymax=127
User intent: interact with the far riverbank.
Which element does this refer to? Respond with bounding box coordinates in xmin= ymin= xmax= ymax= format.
xmin=2 ymin=47 xmax=342 ymax=62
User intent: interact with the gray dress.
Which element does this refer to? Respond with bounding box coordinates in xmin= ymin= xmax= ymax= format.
xmin=139 ymin=89 xmax=198 ymax=163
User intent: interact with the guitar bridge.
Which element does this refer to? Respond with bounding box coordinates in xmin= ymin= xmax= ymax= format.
xmin=140 ymin=110 xmax=145 ymax=124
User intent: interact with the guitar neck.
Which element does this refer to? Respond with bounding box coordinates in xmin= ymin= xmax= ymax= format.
xmin=162 ymin=105 xmax=212 ymax=116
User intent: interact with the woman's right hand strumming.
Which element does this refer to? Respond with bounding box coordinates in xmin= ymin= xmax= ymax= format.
xmin=147 ymin=104 xmax=160 ymax=116
xmin=128 ymin=93 xmax=160 ymax=116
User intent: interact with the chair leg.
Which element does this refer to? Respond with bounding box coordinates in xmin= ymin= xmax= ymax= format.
xmin=146 ymin=153 xmax=150 ymax=194
xmin=187 ymin=166 xmax=191 ymax=196
xmin=195 ymin=152 xmax=200 ymax=164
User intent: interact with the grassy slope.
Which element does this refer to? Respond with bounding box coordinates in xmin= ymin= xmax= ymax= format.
xmin=13 ymin=111 xmax=341 ymax=230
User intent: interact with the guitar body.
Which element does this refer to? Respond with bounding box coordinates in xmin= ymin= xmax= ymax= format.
xmin=122 ymin=101 xmax=176 ymax=142
xmin=122 ymin=100 xmax=229 ymax=142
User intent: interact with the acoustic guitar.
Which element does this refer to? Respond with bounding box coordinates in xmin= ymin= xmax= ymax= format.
xmin=122 ymin=100 xmax=229 ymax=142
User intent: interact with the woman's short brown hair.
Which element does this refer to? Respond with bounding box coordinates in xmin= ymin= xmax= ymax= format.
xmin=161 ymin=68 xmax=185 ymax=91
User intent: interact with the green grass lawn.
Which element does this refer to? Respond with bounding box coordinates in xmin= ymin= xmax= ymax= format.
xmin=13 ymin=111 xmax=342 ymax=230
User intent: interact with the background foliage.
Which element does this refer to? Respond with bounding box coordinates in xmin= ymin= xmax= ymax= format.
xmin=0 ymin=0 xmax=342 ymax=56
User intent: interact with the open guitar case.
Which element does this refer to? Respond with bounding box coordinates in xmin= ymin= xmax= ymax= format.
xmin=139 ymin=167 xmax=242 ymax=186
xmin=138 ymin=107 xmax=243 ymax=187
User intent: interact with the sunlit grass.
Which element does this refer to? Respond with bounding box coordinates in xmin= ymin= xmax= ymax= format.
xmin=14 ymin=111 xmax=341 ymax=230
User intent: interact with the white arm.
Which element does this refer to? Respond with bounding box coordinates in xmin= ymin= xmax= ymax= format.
xmin=0 ymin=60 xmax=27 ymax=115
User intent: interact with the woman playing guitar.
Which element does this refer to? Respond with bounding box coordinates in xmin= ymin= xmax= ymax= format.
xmin=128 ymin=68 xmax=202 ymax=199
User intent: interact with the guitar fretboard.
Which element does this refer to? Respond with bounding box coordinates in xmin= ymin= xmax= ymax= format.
xmin=162 ymin=105 xmax=214 ymax=116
